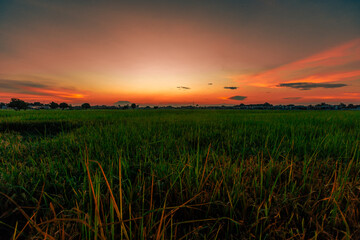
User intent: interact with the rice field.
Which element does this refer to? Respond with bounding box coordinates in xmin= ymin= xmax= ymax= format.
xmin=0 ymin=109 xmax=359 ymax=239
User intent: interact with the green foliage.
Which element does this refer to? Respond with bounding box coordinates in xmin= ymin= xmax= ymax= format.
xmin=0 ymin=110 xmax=359 ymax=239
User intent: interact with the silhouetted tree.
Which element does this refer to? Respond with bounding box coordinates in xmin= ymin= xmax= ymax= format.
xmin=153 ymin=106 xmax=158 ymax=109
xmin=81 ymin=103 xmax=91 ymax=109
xmin=33 ymin=102 xmax=42 ymax=106
xmin=59 ymin=102 xmax=69 ymax=109
xmin=339 ymin=103 xmax=346 ymax=109
xmin=50 ymin=102 xmax=59 ymax=109
xmin=131 ymin=103 xmax=137 ymax=109
xmin=264 ymin=102 xmax=272 ymax=107
xmin=347 ymin=104 xmax=355 ymax=109
xmin=8 ymin=98 xmax=28 ymax=110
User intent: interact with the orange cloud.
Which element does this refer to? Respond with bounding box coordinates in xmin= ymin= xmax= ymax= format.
xmin=0 ymin=78 xmax=87 ymax=103
xmin=232 ymin=38 xmax=360 ymax=88
xmin=29 ymin=88 xmax=86 ymax=99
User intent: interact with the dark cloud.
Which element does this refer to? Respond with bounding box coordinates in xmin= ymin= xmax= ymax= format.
xmin=283 ymin=97 xmax=302 ymax=100
xmin=228 ymin=95 xmax=247 ymax=100
xmin=0 ymin=78 xmax=84 ymax=100
xmin=114 ymin=101 xmax=131 ymax=105
xmin=208 ymin=83 xmax=213 ymax=85
xmin=177 ymin=86 xmax=191 ymax=90
xmin=224 ymin=86 xmax=238 ymax=90
xmin=0 ymin=79 xmax=49 ymax=95
xmin=278 ymin=82 xmax=347 ymax=90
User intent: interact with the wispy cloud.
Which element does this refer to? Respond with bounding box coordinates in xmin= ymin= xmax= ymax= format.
xmin=114 ymin=101 xmax=131 ymax=105
xmin=224 ymin=86 xmax=238 ymax=90
xmin=283 ymin=97 xmax=302 ymax=100
xmin=0 ymin=79 xmax=48 ymax=95
xmin=278 ymin=82 xmax=347 ymax=90
xmin=177 ymin=86 xmax=191 ymax=90
xmin=0 ymin=78 xmax=85 ymax=100
xmin=228 ymin=95 xmax=247 ymax=100
xmin=231 ymin=38 xmax=360 ymax=88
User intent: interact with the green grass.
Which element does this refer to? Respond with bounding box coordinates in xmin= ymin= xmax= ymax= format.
xmin=0 ymin=109 xmax=359 ymax=239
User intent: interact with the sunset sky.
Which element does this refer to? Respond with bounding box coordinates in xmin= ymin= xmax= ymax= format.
xmin=0 ymin=0 xmax=359 ymax=106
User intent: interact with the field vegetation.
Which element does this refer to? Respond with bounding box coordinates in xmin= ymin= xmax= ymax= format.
xmin=0 ymin=110 xmax=359 ymax=239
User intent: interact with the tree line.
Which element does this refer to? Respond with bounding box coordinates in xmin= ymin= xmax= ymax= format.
xmin=0 ymin=98 xmax=140 ymax=110
xmin=1 ymin=98 xmax=91 ymax=110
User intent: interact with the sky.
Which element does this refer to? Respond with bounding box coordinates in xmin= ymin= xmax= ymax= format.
xmin=0 ymin=0 xmax=359 ymax=106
